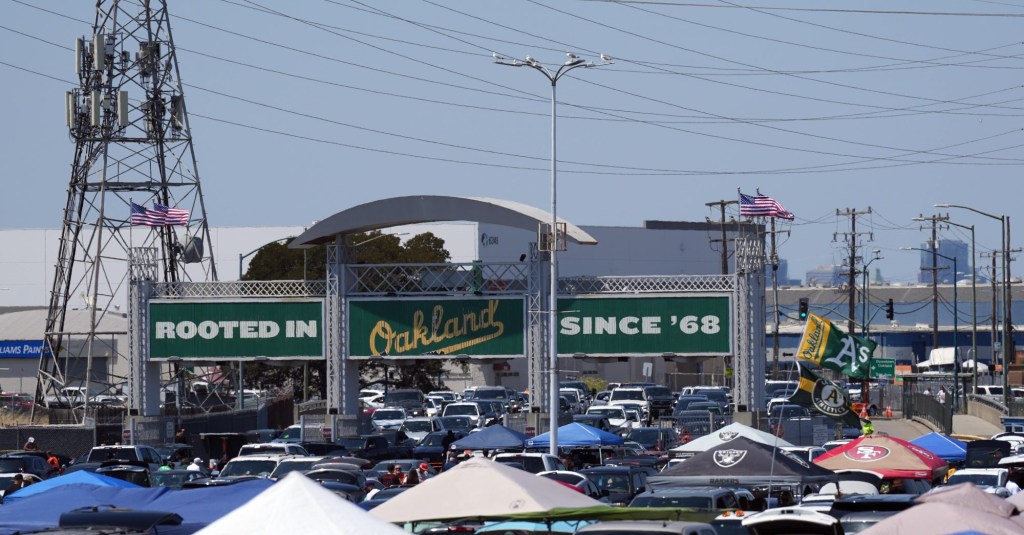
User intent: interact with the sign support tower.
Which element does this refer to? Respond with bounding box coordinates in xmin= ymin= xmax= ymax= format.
xmin=37 ymin=1 xmax=216 ymax=420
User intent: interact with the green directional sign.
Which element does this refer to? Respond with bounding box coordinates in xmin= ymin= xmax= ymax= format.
xmin=149 ymin=300 xmax=325 ymax=360
xmin=348 ymin=298 xmax=524 ymax=357
xmin=557 ymin=295 xmax=732 ymax=356
xmin=870 ymin=358 xmax=896 ymax=380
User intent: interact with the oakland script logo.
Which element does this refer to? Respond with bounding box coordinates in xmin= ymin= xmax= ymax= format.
xmin=368 ymin=299 xmax=506 ymax=355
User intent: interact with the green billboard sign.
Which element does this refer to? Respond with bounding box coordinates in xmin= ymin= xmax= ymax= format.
xmin=558 ymin=295 xmax=732 ymax=355
xmin=149 ymin=300 xmax=324 ymax=360
xmin=348 ymin=298 xmax=524 ymax=357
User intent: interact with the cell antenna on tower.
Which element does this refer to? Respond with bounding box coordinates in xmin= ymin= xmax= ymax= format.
xmin=38 ymin=0 xmax=216 ymax=421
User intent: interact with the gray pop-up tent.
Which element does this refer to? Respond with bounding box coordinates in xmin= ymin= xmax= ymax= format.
xmin=649 ymin=436 xmax=836 ymax=491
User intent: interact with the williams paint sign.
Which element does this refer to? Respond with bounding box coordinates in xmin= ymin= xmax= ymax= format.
xmin=348 ymin=298 xmax=524 ymax=357
xmin=149 ymin=300 xmax=324 ymax=360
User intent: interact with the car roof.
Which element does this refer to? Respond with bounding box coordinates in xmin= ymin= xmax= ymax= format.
xmin=635 ymin=487 xmax=730 ymax=497
xmin=228 ymin=454 xmax=291 ymax=461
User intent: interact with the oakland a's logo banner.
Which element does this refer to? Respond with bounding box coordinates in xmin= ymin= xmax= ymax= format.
xmin=791 ymin=363 xmax=861 ymax=429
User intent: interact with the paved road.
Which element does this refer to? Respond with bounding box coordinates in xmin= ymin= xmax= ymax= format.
xmin=872 ymin=416 xmax=933 ymax=440
xmin=952 ymin=414 xmax=1003 ymax=438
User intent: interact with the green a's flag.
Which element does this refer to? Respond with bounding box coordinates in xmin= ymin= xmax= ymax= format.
xmin=792 ymin=363 xmax=862 ymax=429
xmin=796 ymin=313 xmax=877 ymax=380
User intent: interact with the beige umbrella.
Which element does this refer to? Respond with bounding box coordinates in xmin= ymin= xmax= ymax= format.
xmin=860 ymin=502 xmax=1024 ymax=535
xmin=915 ymin=482 xmax=1018 ymax=518
xmin=369 ymin=457 xmax=605 ymax=523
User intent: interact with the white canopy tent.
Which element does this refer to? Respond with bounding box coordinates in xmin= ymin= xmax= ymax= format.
xmin=369 ymin=457 xmax=604 ymax=523
xmin=669 ymin=422 xmax=794 ymax=457
xmin=196 ymin=472 xmax=405 ymax=535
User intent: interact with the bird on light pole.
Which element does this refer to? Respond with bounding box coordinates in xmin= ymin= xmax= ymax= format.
xmin=494 ymin=52 xmax=612 ymax=456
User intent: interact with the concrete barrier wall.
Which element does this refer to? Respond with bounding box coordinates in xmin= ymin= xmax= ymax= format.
xmin=967 ymin=395 xmax=1006 ymax=432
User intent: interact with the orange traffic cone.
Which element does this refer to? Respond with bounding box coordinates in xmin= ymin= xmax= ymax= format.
xmin=885 ymin=406 xmax=893 ymax=418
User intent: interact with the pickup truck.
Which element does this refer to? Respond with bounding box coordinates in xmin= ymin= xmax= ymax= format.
xmin=335 ymin=434 xmax=413 ymax=463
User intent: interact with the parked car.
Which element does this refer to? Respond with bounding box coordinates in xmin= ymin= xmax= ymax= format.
xmin=218 ymin=454 xmax=291 ymax=478
xmin=492 ymin=453 xmax=566 ymax=474
xmin=95 ymin=460 xmax=151 ymax=487
xmin=673 ymin=395 xmax=711 ymax=416
xmin=413 ymin=430 xmax=468 ymax=466
xmin=643 ymin=385 xmax=676 ymax=419
xmin=439 ymin=415 xmax=475 ymax=433
xmin=150 ymin=469 xmax=205 ymax=489
xmin=401 ymin=416 xmax=443 ymax=442
xmin=237 ymin=443 xmax=309 ymax=457
xmin=578 ymin=521 xmax=717 ymax=535
xmin=382 ymin=389 xmax=427 ymax=417
xmin=268 ymin=456 xmax=337 ymax=480
xmin=0 ymin=454 xmax=52 ymax=479
xmin=538 ymin=470 xmax=605 ymax=501
xmin=626 ymin=427 xmax=680 ymax=451
xmin=85 ymin=445 xmax=164 ymax=473
xmin=371 ymin=407 xmax=408 ymax=431
xmin=573 ymin=414 xmax=615 ymax=433
xmin=586 ymin=406 xmax=628 ymax=431
xmin=608 ymin=387 xmax=650 ymax=419
xmin=578 ymin=465 xmax=650 ymax=506
xmin=629 ymin=486 xmax=740 ymax=510
xmin=442 ymin=402 xmax=484 ymax=428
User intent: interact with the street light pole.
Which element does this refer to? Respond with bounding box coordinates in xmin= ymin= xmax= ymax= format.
xmin=936 ymin=204 xmax=1010 ymax=406
xmin=496 ymin=52 xmax=611 ymax=456
xmin=946 ymin=219 xmax=978 ymax=395
xmin=902 ymin=247 xmax=959 ymax=411
xmin=238 ymin=236 xmax=295 ymax=280
xmin=862 ymin=250 xmax=882 ymax=336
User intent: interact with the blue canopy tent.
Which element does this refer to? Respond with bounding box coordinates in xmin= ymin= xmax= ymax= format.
xmin=910 ymin=432 xmax=968 ymax=462
xmin=0 ymin=479 xmax=273 ymax=534
xmin=525 ymin=423 xmax=624 ymax=448
xmin=451 ymin=425 xmax=529 ymax=451
xmin=4 ymin=469 xmax=140 ymax=504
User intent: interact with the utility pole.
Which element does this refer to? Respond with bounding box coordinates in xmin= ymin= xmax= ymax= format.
xmin=836 ymin=208 xmax=872 ymax=407
xmin=766 ymin=218 xmax=789 ymax=379
xmin=707 ymin=200 xmax=739 ymax=275
xmin=835 ymin=208 xmax=873 ymax=334
xmin=916 ymin=214 xmax=950 ymax=350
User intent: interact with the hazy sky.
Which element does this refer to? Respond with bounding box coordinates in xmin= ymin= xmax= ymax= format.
xmin=1 ymin=1 xmax=1021 ymax=284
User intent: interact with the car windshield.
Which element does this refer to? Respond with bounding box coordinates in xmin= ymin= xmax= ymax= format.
xmin=220 ymin=460 xmax=277 ymax=477
xmin=445 ymin=405 xmax=477 ymax=416
xmin=373 ymin=410 xmax=404 ymax=420
xmin=151 ymin=471 xmax=196 ymax=488
xmin=405 ymin=420 xmax=433 ymax=432
xmin=441 ymin=416 xmax=472 ymax=430
xmin=277 ymin=427 xmax=301 ymax=441
xmin=611 ymin=390 xmax=644 ymax=401
xmin=701 ymin=390 xmax=727 ymax=402
xmin=338 ymin=437 xmax=367 ymax=450
xmin=384 ymin=391 xmax=422 ymax=403
xmin=271 ymin=460 xmax=319 ymax=478
xmin=947 ymin=473 xmax=1000 ymax=486
xmin=586 ymin=472 xmax=630 ymax=491
xmin=645 ymin=387 xmax=672 ymax=397
xmin=0 ymin=459 xmax=26 ymax=472
xmin=87 ymin=448 xmax=138 ymax=462
xmin=560 ymin=390 xmax=580 ymax=402
xmin=419 ymin=433 xmax=446 ymax=447
xmin=99 ymin=469 xmax=149 ymax=486
xmin=630 ymin=496 xmax=712 ymax=508
xmin=588 ymin=408 xmax=625 ymax=419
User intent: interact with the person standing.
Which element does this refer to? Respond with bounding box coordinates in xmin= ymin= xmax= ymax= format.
xmin=4 ymin=474 xmax=26 ymax=497
xmin=45 ymin=451 xmax=61 ymax=476
xmin=416 ymin=462 xmax=431 ymax=481
xmin=379 ymin=464 xmax=400 ymax=488
xmin=22 ymin=437 xmax=38 ymax=451
xmin=936 ymin=387 xmax=947 ymax=405
xmin=441 ymin=430 xmax=456 ymax=452
xmin=186 ymin=457 xmax=203 ymax=471
xmin=174 ymin=428 xmax=187 ymax=443
xmin=403 ymin=467 xmax=420 ymax=486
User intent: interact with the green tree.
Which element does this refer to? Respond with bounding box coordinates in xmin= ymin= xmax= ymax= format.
xmin=242 ymin=231 xmax=462 ymax=398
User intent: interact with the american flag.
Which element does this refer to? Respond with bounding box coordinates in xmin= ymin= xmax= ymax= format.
xmin=739 ymin=192 xmax=794 ymax=220
xmin=154 ymin=203 xmax=190 ymax=225
xmin=130 ymin=202 xmax=190 ymax=226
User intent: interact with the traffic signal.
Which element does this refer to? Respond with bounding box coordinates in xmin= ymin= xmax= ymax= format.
xmin=798 ymin=298 xmax=809 ymax=320
xmin=885 ymin=298 xmax=894 ymax=320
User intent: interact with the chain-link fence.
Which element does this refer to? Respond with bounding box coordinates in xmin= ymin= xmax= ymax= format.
xmin=0 ymin=425 xmax=96 ymax=459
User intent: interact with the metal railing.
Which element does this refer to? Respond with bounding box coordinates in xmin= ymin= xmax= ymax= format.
xmin=911 ymin=393 xmax=953 ymax=434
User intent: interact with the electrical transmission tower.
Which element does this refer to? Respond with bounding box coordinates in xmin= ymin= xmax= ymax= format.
xmin=38 ymin=1 xmax=216 ymax=418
